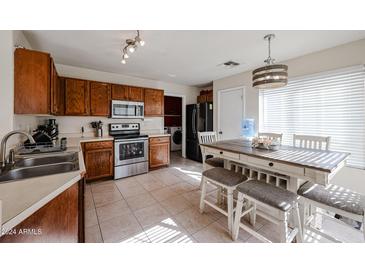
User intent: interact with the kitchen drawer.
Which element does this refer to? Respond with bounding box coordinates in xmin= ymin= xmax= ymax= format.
xmin=149 ymin=136 xmax=170 ymax=144
xmin=247 ymin=156 xmax=305 ymax=176
xmin=204 ymin=147 xmax=239 ymax=160
xmin=84 ymin=140 xmax=113 ymax=150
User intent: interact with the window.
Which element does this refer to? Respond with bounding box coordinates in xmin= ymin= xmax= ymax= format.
xmin=259 ymin=65 xmax=365 ymax=169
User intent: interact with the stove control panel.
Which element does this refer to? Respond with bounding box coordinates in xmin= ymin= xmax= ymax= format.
xmin=109 ymin=123 xmax=140 ymax=132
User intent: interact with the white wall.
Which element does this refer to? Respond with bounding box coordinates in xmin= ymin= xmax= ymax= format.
xmin=0 ymin=31 xmax=14 ymax=142
xmin=213 ymin=38 xmax=365 ymax=193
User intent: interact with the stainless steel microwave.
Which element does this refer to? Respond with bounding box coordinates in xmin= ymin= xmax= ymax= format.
xmin=111 ymin=100 xmax=144 ymax=119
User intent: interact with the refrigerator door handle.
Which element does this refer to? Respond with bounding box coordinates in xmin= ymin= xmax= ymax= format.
xmin=192 ymin=108 xmax=196 ymax=137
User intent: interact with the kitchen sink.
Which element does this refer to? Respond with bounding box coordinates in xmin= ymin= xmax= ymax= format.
xmin=15 ymin=153 xmax=78 ymax=168
xmin=0 ymin=152 xmax=79 ymax=183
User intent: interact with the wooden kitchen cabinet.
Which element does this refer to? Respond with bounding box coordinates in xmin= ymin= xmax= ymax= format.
xmin=206 ymin=92 xmax=213 ymax=102
xmin=14 ymin=48 xmax=51 ymax=114
xmin=90 ymin=81 xmax=111 ymax=116
xmin=64 ymin=78 xmax=90 ymax=115
xmin=111 ymin=84 xmax=129 ymax=100
xmin=128 ymin=86 xmax=144 ymax=101
xmin=144 ymin=88 xmax=164 ymax=116
xmin=0 ymin=180 xmax=84 ymax=243
xmin=50 ymin=58 xmax=64 ymax=115
xmin=111 ymin=84 xmax=144 ymax=102
xmin=82 ymin=141 xmax=113 ymax=181
xmin=149 ymin=136 xmax=170 ymax=169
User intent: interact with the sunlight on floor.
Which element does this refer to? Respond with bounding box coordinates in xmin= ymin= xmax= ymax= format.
xmin=172 ymin=167 xmax=202 ymax=182
xmin=121 ymin=218 xmax=195 ymax=243
xmin=121 ymin=232 xmax=150 ymax=243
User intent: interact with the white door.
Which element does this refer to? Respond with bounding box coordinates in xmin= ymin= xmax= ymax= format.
xmin=218 ymin=87 xmax=244 ymax=140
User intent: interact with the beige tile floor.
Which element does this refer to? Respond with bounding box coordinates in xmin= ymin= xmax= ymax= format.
xmin=85 ymin=151 xmax=364 ymax=243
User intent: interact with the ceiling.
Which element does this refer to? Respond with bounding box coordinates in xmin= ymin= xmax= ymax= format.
xmin=24 ymin=30 xmax=365 ymax=87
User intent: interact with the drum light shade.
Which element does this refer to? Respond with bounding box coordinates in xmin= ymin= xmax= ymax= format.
xmin=252 ymin=34 xmax=288 ymax=89
xmin=252 ymin=64 xmax=288 ymax=88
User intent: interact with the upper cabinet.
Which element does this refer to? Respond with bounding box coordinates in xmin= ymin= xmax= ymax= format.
xmin=14 ymin=48 xmax=51 ymax=114
xmin=64 ymin=78 xmax=90 ymax=115
xmin=50 ymin=58 xmax=64 ymax=115
xmin=111 ymin=84 xmax=144 ymax=102
xmin=111 ymin=84 xmax=128 ymax=100
xmin=128 ymin=86 xmax=144 ymax=102
xmin=14 ymin=48 xmax=164 ymax=117
xmin=144 ymin=88 xmax=164 ymax=116
xmin=90 ymin=81 xmax=111 ymax=116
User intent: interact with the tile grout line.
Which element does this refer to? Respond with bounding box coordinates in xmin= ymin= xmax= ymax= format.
xmin=88 ymin=182 xmax=105 ymax=243
xmin=126 ymin=175 xmax=201 ymax=242
xmin=114 ymin=180 xmax=152 ymax=243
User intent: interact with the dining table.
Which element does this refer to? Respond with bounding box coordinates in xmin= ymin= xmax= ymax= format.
xmin=200 ymin=138 xmax=350 ymax=192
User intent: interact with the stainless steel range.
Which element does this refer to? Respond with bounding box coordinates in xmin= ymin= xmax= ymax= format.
xmin=109 ymin=123 xmax=148 ymax=179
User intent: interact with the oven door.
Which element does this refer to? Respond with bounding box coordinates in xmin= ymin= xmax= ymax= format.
xmin=111 ymin=100 xmax=144 ymax=119
xmin=115 ymin=138 xmax=148 ymax=166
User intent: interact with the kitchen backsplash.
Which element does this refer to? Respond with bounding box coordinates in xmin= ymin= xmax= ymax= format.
xmin=35 ymin=116 xmax=164 ymax=137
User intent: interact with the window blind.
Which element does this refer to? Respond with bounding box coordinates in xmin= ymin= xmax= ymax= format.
xmin=259 ymin=65 xmax=365 ymax=169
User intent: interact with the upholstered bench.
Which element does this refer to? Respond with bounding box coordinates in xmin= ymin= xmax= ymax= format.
xmin=297 ymin=181 xmax=365 ymax=242
xmin=200 ymin=167 xmax=248 ymax=234
xmin=232 ymin=180 xmax=303 ymax=243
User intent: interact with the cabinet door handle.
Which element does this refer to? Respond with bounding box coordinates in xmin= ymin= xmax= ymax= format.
xmin=269 ymin=162 xmax=274 ymax=167
xmin=220 ymin=151 xmax=223 ymax=155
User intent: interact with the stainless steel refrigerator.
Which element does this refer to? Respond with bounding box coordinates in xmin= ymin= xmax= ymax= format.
xmin=186 ymin=102 xmax=213 ymax=162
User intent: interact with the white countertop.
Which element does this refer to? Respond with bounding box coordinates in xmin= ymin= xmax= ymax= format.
xmin=0 ymin=144 xmax=86 ymax=235
xmin=141 ymin=130 xmax=171 ymax=138
xmin=147 ymin=133 xmax=171 ymax=138
xmin=66 ymin=135 xmax=114 ymax=146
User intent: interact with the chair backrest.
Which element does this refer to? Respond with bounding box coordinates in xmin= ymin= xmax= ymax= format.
xmin=198 ymin=131 xmax=218 ymax=145
xmin=258 ymin=132 xmax=283 ymax=144
xmin=293 ymin=134 xmax=331 ymax=150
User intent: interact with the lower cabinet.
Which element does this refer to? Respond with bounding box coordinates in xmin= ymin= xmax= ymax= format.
xmin=0 ymin=179 xmax=85 ymax=243
xmin=82 ymin=141 xmax=114 ymax=181
xmin=149 ymin=136 xmax=170 ymax=169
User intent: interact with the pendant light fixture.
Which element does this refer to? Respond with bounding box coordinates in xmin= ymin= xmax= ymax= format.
xmin=121 ymin=30 xmax=145 ymax=64
xmin=252 ymin=34 xmax=288 ymax=89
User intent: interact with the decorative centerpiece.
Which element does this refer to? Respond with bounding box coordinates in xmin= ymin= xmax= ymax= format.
xmin=252 ymin=136 xmax=280 ymax=150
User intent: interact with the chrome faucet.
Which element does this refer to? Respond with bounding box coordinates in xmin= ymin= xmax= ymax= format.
xmin=0 ymin=130 xmax=36 ymax=168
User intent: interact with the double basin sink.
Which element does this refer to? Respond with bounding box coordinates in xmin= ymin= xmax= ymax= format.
xmin=0 ymin=152 xmax=79 ymax=183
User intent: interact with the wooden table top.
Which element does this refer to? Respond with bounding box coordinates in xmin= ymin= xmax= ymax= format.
xmin=201 ymin=139 xmax=350 ymax=173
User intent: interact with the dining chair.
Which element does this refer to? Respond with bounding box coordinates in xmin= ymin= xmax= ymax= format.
xmin=293 ymin=134 xmax=330 ymax=150
xmin=197 ymin=131 xmax=224 ymax=170
xmin=258 ymin=132 xmax=283 ymax=144
xmin=292 ymin=133 xmax=330 ymax=229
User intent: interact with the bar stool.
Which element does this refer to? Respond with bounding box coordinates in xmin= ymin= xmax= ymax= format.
xmin=200 ymin=167 xmax=248 ymax=234
xmin=232 ymin=180 xmax=303 ymax=243
xmin=297 ymin=181 xmax=365 ymax=242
